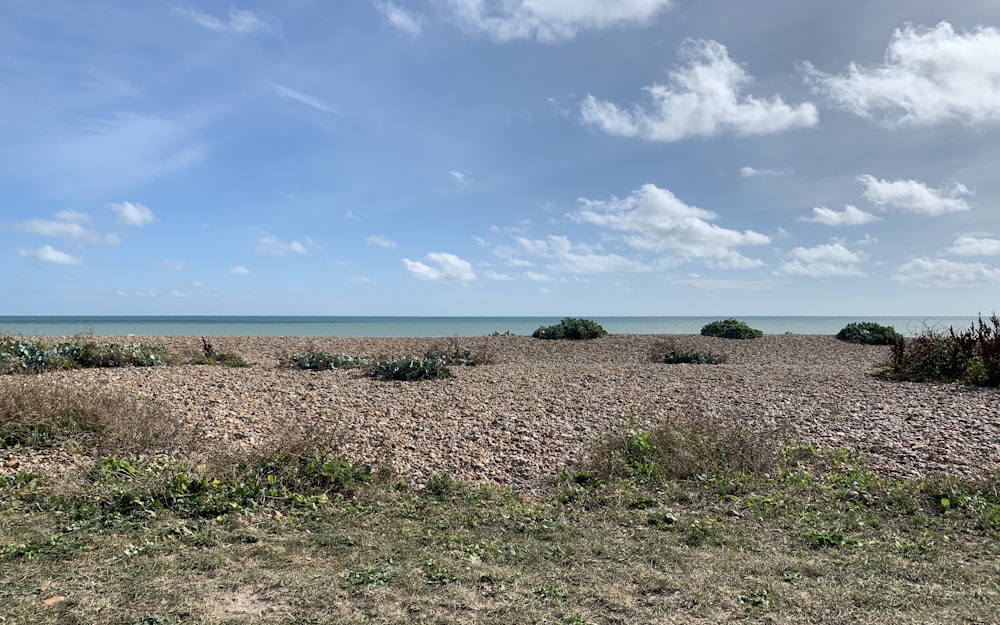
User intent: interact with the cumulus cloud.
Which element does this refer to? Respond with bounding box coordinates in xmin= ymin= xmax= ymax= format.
xmin=858 ymin=175 xmax=972 ymax=215
xmin=804 ymin=22 xmax=1000 ymax=126
xmin=403 ymin=252 xmax=477 ymax=283
xmin=108 ymin=201 xmax=156 ymax=227
xmin=366 ymin=235 xmax=398 ymax=249
xmin=255 ymin=234 xmax=310 ymax=255
xmin=570 ymin=183 xmax=769 ymax=268
xmin=375 ymin=1 xmax=422 ymax=35
xmin=803 ymin=205 xmax=879 ymax=226
xmin=17 ymin=244 xmax=82 ymax=266
xmin=776 ymin=242 xmax=865 ymax=277
xmin=515 ymin=235 xmax=648 ymax=274
xmin=580 ymin=39 xmax=818 ymax=141
xmin=16 ymin=211 xmax=120 ymax=245
xmin=442 ymin=0 xmax=672 ymax=42
xmin=174 ymin=7 xmax=274 ymax=34
xmin=947 ymin=235 xmax=1000 ymax=256
xmin=273 ymin=84 xmax=339 ymax=115
xmin=895 ymin=258 xmax=1000 ymax=286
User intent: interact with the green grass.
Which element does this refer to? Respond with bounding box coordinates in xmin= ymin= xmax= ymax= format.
xmin=2 ymin=387 xmax=998 ymax=624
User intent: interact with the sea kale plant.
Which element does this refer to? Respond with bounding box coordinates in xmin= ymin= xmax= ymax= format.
xmin=700 ymin=318 xmax=763 ymax=340
xmin=532 ymin=317 xmax=607 ymax=340
xmin=649 ymin=340 xmax=726 ymax=364
xmin=0 ymin=337 xmax=167 ymax=374
xmin=836 ymin=322 xmax=902 ymax=345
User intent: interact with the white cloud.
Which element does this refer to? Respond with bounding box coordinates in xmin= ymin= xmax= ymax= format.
xmin=108 ymin=201 xmax=156 ymax=227
xmin=16 ymin=211 xmax=120 ymax=245
xmin=375 ymin=1 xmax=423 ymax=35
xmin=570 ymin=183 xmax=769 ymax=267
xmin=273 ymin=84 xmax=339 ymax=115
xmin=524 ymin=271 xmax=555 ymax=282
xmin=174 ymin=7 xmax=274 ymax=34
xmin=449 ymin=170 xmax=470 ymax=183
xmin=366 ymin=235 xmax=398 ymax=249
xmin=17 ymin=244 xmax=82 ymax=266
xmin=255 ymin=234 xmax=310 ymax=255
xmin=227 ymin=266 xmax=252 ymax=276
xmin=777 ymin=242 xmax=865 ymax=277
xmin=403 ymin=252 xmax=477 ymax=283
xmin=858 ymin=175 xmax=972 ymax=215
xmin=516 ymin=235 xmax=649 ymax=274
xmin=673 ymin=277 xmax=774 ymax=290
xmin=580 ymin=39 xmax=818 ymax=141
xmin=804 ymin=22 xmax=1000 ymax=126
xmin=442 ymin=0 xmax=672 ymax=42
xmin=739 ymin=166 xmax=791 ymax=178
xmin=485 ymin=270 xmax=513 ymax=281
xmin=803 ymin=205 xmax=879 ymax=226
xmin=895 ymin=258 xmax=1000 ymax=286
xmin=947 ymin=235 xmax=1000 ymax=256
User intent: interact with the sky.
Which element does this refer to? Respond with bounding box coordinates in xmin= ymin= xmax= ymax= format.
xmin=2 ymin=1 xmax=1000 ymax=316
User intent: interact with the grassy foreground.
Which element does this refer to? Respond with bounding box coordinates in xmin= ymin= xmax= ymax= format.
xmin=1 ymin=382 xmax=999 ymax=624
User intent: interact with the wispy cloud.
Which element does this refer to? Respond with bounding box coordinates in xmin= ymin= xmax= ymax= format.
xmin=403 ymin=252 xmax=477 ymax=283
xmin=858 ymin=175 xmax=972 ymax=216
xmin=17 ymin=244 xmax=83 ymax=266
xmin=366 ymin=235 xmax=398 ymax=249
xmin=227 ymin=265 xmax=252 ymax=275
xmin=581 ymin=39 xmax=818 ymax=141
xmin=895 ymin=258 xmax=1000 ymax=286
xmin=255 ymin=234 xmax=311 ymax=255
xmin=449 ymin=169 xmax=470 ymax=183
xmin=804 ymin=22 xmax=1000 ymax=126
xmin=107 ymin=201 xmax=156 ymax=226
xmin=740 ymin=166 xmax=791 ymax=178
xmin=374 ymin=1 xmax=423 ymax=35
xmin=174 ymin=7 xmax=275 ymax=35
xmin=16 ymin=211 xmax=120 ymax=245
xmin=802 ymin=205 xmax=879 ymax=226
xmin=272 ymin=84 xmax=339 ymax=115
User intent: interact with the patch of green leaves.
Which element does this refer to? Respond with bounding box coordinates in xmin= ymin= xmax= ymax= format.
xmin=700 ymin=318 xmax=764 ymax=340
xmin=532 ymin=317 xmax=607 ymax=340
xmin=836 ymin=322 xmax=902 ymax=345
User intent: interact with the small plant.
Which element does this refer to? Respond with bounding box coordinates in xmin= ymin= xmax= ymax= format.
xmin=879 ymin=313 xmax=1000 ymax=387
xmin=532 ymin=317 xmax=607 ymax=340
xmin=700 ymin=318 xmax=763 ymax=340
xmin=424 ymin=337 xmax=492 ymax=366
xmin=650 ymin=340 xmax=725 ymax=364
xmin=369 ymin=357 xmax=452 ymax=381
xmin=836 ymin=322 xmax=902 ymax=345
xmin=0 ymin=337 xmax=166 ymax=374
xmin=281 ymin=352 xmax=369 ymax=371
xmin=191 ymin=338 xmax=249 ymax=367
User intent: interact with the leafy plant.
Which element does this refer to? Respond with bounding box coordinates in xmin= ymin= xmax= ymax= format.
xmin=190 ymin=338 xmax=249 ymax=367
xmin=369 ymin=357 xmax=452 ymax=381
xmin=700 ymin=318 xmax=763 ymax=340
xmin=879 ymin=313 xmax=1000 ymax=387
xmin=281 ymin=352 xmax=369 ymax=371
xmin=424 ymin=337 xmax=492 ymax=366
xmin=0 ymin=337 xmax=166 ymax=374
xmin=836 ymin=322 xmax=902 ymax=345
xmin=661 ymin=349 xmax=725 ymax=365
xmin=531 ymin=317 xmax=607 ymax=340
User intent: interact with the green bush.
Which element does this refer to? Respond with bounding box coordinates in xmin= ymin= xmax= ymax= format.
xmin=836 ymin=322 xmax=902 ymax=345
xmin=700 ymin=318 xmax=763 ymax=340
xmin=281 ymin=352 xmax=369 ymax=371
xmin=879 ymin=313 xmax=1000 ymax=387
xmin=532 ymin=317 xmax=607 ymax=340
xmin=661 ymin=349 xmax=726 ymax=365
xmin=369 ymin=357 xmax=452 ymax=381
xmin=0 ymin=338 xmax=166 ymax=374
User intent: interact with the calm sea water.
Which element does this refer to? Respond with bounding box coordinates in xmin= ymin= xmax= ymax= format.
xmin=0 ymin=316 xmax=980 ymax=338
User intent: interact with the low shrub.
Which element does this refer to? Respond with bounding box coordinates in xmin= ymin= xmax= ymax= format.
xmin=281 ymin=352 xmax=369 ymax=371
xmin=424 ymin=337 xmax=493 ymax=366
xmin=0 ymin=337 xmax=167 ymax=374
xmin=879 ymin=313 xmax=1000 ymax=387
xmin=700 ymin=318 xmax=763 ymax=340
xmin=836 ymin=322 xmax=902 ymax=345
xmin=532 ymin=317 xmax=607 ymax=340
xmin=369 ymin=357 xmax=452 ymax=381
xmin=650 ymin=341 xmax=726 ymax=365
xmin=190 ymin=338 xmax=249 ymax=367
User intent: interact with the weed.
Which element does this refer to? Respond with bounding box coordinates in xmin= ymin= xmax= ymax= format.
xmin=700 ymin=318 xmax=763 ymax=340
xmin=879 ymin=313 xmax=1000 ymax=386
xmin=189 ymin=338 xmax=249 ymax=367
xmin=424 ymin=336 xmax=493 ymax=366
xmin=532 ymin=317 xmax=607 ymax=340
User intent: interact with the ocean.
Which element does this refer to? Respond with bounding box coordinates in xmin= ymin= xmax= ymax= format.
xmin=0 ymin=316 xmax=981 ymax=338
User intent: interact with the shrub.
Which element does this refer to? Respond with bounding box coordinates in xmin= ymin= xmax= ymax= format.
xmin=532 ymin=317 xmax=607 ymax=340
xmin=880 ymin=313 xmax=1000 ymax=387
xmin=700 ymin=318 xmax=763 ymax=340
xmin=650 ymin=341 xmax=726 ymax=365
xmin=424 ymin=337 xmax=493 ymax=366
xmin=836 ymin=322 xmax=902 ymax=345
xmin=369 ymin=357 xmax=452 ymax=381
xmin=190 ymin=338 xmax=249 ymax=367
xmin=281 ymin=352 xmax=369 ymax=371
xmin=0 ymin=337 xmax=167 ymax=374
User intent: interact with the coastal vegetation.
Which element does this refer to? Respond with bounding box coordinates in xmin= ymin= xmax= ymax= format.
xmin=1 ymin=384 xmax=997 ymax=624
xmin=835 ymin=322 xmax=902 ymax=345
xmin=650 ymin=339 xmax=726 ymax=364
xmin=700 ymin=318 xmax=764 ymax=339
xmin=0 ymin=336 xmax=167 ymax=374
xmin=879 ymin=313 xmax=1000 ymax=387
xmin=532 ymin=317 xmax=607 ymax=340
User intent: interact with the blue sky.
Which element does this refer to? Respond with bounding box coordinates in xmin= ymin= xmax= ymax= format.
xmin=3 ymin=1 xmax=1000 ymax=316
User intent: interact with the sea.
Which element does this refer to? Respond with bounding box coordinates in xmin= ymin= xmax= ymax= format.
xmin=0 ymin=316 xmax=981 ymax=338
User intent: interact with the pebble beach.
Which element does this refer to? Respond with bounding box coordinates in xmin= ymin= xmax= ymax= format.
xmin=5 ymin=334 xmax=1000 ymax=491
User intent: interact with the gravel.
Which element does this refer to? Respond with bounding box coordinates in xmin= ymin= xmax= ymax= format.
xmin=3 ymin=334 xmax=999 ymax=491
